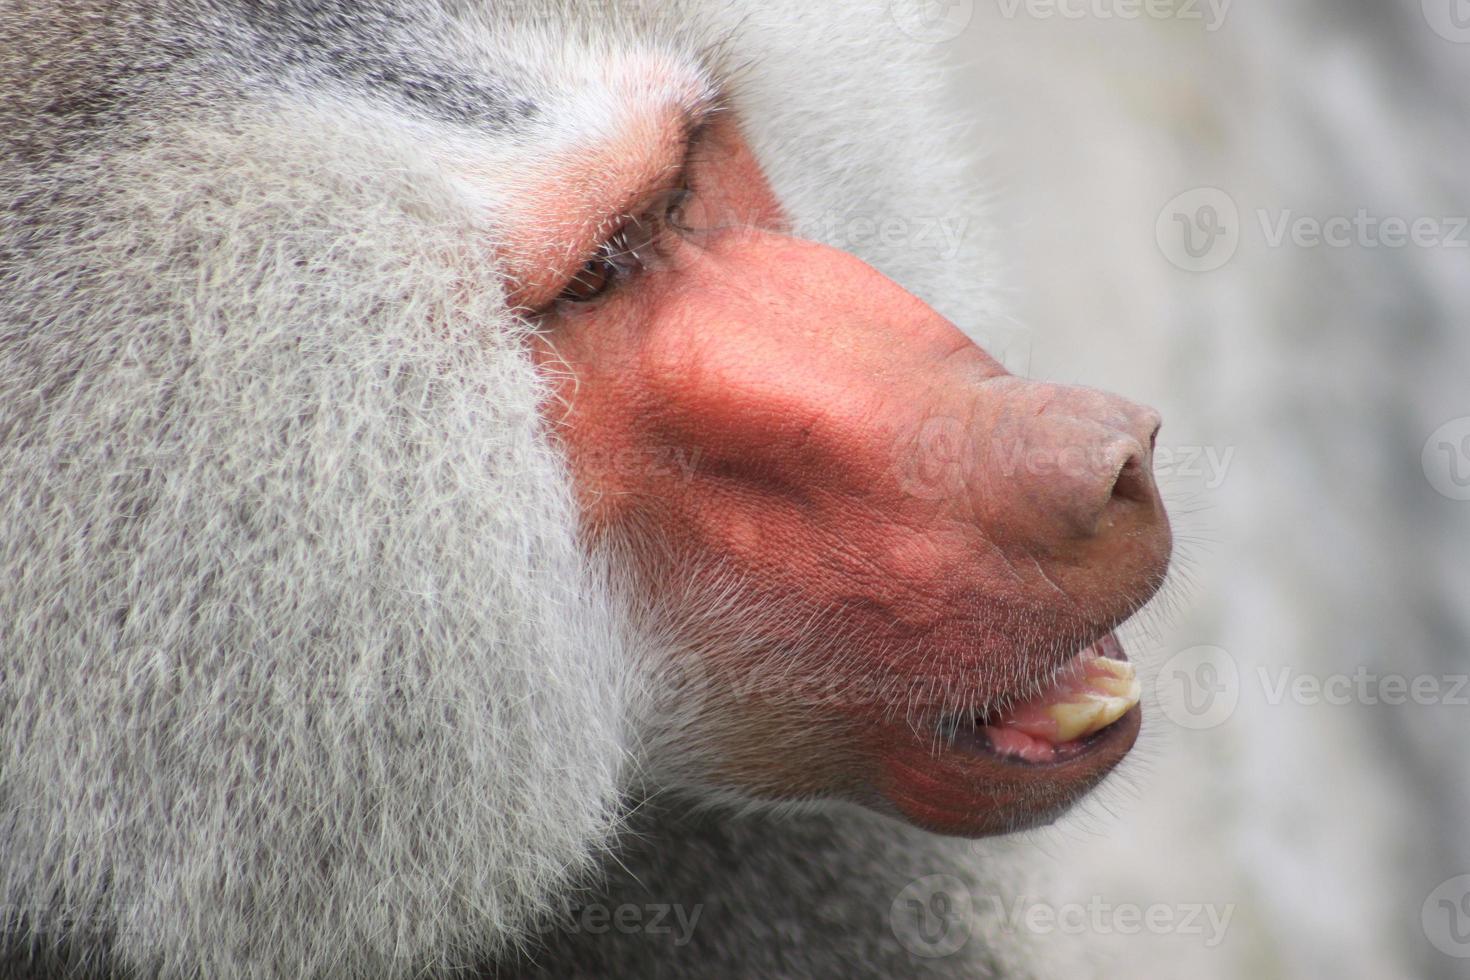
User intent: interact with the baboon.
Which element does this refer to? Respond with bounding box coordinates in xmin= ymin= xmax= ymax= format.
xmin=0 ymin=1 xmax=1170 ymax=976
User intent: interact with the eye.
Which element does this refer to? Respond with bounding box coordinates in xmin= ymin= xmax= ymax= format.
xmin=557 ymin=222 xmax=647 ymax=305
xmin=554 ymin=189 xmax=692 ymax=307
xmin=559 ymin=249 xmax=619 ymax=303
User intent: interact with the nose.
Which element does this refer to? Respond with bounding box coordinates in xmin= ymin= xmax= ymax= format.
xmin=1043 ymin=404 xmax=1162 ymax=538
xmin=975 ymin=379 xmax=1167 ymax=549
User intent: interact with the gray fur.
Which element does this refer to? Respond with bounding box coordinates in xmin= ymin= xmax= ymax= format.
xmin=495 ymin=803 xmax=1074 ymax=980
xmin=0 ymin=1 xmax=1057 ymax=977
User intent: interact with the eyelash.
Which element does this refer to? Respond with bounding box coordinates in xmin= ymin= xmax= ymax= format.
xmin=556 ymin=186 xmax=693 ymax=305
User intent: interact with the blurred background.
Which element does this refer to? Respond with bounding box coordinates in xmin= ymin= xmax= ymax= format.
xmin=905 ymin=0 xmax=1469 ymax=976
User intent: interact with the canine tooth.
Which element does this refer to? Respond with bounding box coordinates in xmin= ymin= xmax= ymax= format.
xmin=1049 ymin=701 xmax=1106 ymax=742
xmin=1088 ymin=656 xmax=1134 ymax=680
xmin=1047 ymin=686 xmax=1139 ymax=742
xmin=1089 ymin=674 xmax=1143 ymax=700
xmin=1088 ymin=693 xmax=1137 ymax=732
xmin=991 ymin=654 xmax=1142 ymax=744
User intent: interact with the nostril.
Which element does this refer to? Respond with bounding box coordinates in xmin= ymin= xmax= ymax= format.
xmin=1111 ymin=450 xmax=1155 ymax=505
xmin=1000 ymin=394 xmax=1165 ymax=541
xmin=1120 ymin=412 xmax=1161 ymax=504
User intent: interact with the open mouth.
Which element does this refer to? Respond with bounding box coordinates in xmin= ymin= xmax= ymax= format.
xmin=874 ymin=630 xmax=1143 ymax=836
xmin=947 ymin=632 xmax=1141 ymax=766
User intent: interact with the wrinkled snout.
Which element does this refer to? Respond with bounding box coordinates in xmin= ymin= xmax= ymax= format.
xmin=898 ymin=370 xmax=1173 ymax=622
xmin=544 ymin=226 xmax=1172 ymax=636
xmin=984 ymin=377 xmax=1164 ymax=544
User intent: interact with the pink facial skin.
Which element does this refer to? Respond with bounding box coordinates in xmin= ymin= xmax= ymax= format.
xmin=522 ymin=114 xmax=1171 ymax=837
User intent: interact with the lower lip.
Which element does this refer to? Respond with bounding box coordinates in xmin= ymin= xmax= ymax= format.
xmin=870 ymin=635 xmax=1142 ymax=837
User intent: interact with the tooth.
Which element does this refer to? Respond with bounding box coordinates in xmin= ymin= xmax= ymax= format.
xmin=1049 ymin=701 xmax=1106 ymax=742
xmin=1045 ymin=673 xmax=1141 ymax=742
xmin=990 ymin=655 xmax=1142 ymax=744
xmin=1088 ymin=693 xmax=1137 ymax=731
xmin=1090 ymin=674 xmax=1142 ymax=700
xmin=1088 ymin=656 xmax=1135 ymax=680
